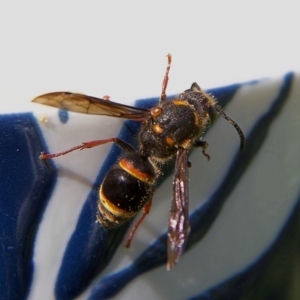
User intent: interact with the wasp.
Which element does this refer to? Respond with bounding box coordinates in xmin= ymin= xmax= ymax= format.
xmin=32 ymin=54 xmax=245 ymax=270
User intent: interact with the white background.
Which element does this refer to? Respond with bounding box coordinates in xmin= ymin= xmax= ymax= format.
xmin=1 ymin=0 xmax=299 ymax=112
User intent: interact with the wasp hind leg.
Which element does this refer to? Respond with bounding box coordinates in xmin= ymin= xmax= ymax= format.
xmin=125 ymin=189 xmax=154 ymax=248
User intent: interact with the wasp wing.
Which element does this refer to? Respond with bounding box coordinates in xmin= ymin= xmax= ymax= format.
xmin=167 ymin=147 xmax=191 ymax=270
xmin=32 ymin=92 xmax=150 ymax=120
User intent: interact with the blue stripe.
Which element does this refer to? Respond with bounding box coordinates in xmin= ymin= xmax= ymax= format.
xmin=88 ymin=73 xmax=294 ymax=299
xmin=188 ymin=188 xmax=300 ymax=300
xmin=0 ymin=113 xmax=57 ymax=300
xmin=54 ymin=83 xmax=244 ymax=299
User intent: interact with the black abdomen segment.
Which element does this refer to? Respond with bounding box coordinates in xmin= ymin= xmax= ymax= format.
xmin=97 ymin=153 xmax=156 ymax=228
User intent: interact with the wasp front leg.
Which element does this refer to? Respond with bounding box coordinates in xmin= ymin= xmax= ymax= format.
xmin=40 ymin=137 xmax=135 ymax=160
xmin=193 ymin=140 xmax=210 ymax=161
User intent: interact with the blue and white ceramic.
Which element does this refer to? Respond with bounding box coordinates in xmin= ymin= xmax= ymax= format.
xmin=1 ymin=73 xmax=299 ymax=300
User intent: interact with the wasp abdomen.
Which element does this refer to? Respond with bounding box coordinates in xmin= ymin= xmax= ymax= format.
xmin=97 ymin=153 xmax=156 ymax=228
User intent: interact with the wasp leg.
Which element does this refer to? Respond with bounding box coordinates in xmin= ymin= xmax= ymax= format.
xmin=40 ymin=137 xmax=135 ymax=160
xmin=125 ymin=189 xmax=154 ymax=248
xmin=160 ymin=53 xmax=172 ymax=103
xmin=102 ymin=95 xmax=111 ymax=101
xmin=193 ymin=140 xmax=210 ymax=161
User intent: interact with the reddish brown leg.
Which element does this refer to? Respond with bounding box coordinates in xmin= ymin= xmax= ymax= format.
xmin=160 ymin=54 xmax=172 ymax=103
xmin=40 ymin=137 xmax=135 ymax=160
xmin=125 ymin=192 xmax=154 ymax=248
xmin=194 ymin=140 xmax=210 ymax=161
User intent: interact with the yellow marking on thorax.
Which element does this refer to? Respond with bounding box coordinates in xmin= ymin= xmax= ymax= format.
xmin=153 ymin=124 xmax=163 ymax=134
xmin=151 ymin=107 xmax=162 ymax=117
xmin=173 ymin=100 xmax=189 ymax=106
xmin=166 ymin=136 xmax=175 ymax=146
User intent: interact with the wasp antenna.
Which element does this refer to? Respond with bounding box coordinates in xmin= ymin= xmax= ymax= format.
xmin=215 ymin=105 xmax=245 ymax=150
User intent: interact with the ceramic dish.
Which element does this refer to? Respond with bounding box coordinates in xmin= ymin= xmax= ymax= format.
xmin=1 ymin=73 xmax=299 ymax=300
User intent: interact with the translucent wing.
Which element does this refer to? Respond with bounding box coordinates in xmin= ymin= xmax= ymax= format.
xmin=32 ymin=92 xmax=151 ymax=120
xmin=167 ymin=147 xmax=191 ymax=270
